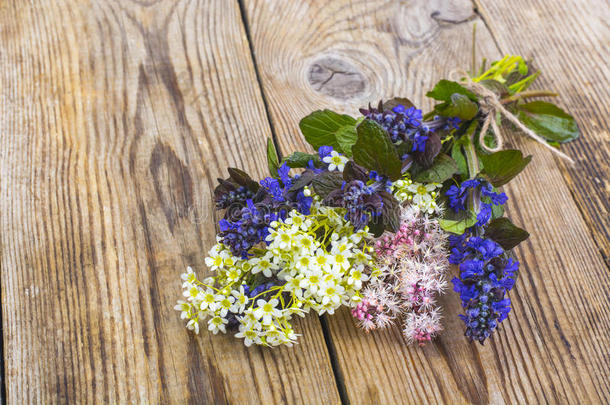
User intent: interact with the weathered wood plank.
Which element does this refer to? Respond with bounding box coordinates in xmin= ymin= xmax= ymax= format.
xmin=0 ymin=0 xmax=339 ymax=403
xmin=242 ymin=0 xmax=610 ymax=403
xmin=476 ymin=0 xmax=610 ymax=267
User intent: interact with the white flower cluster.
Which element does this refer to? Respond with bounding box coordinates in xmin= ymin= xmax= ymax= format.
xmin=176 ymin=205 xmax=376 ymax=347
xmin=392 ymin=175 xmax=441 ymax=214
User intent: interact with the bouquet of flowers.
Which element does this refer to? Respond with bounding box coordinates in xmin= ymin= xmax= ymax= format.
xmin=176 ymin=54 xmax=580 ymax=347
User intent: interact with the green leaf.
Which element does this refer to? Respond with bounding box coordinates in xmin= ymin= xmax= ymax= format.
xmin=414 ymin=133 xmax=441 ymax=168
xmin=439 ymin=210 xmax=477 ymax=235
xmin=454 ymin=121 xmax=480 ymax=177
xmin=267 ymin=138 xmax=280 ymax=177
xmin=311 ymin=171 xmax=344 ymax=198
xmin=283 ymin=152 xmax=319 ymax=168
xmin=480 ymin=79 xmax=510 ymax=98
xmin=509 ymin=71 xmax=539 ymax=94
xmin=382 ymin=97 xmax=415 ymax=111
xmin=483 ymin=195 xmax=505 ymax=220
xmin=227 ymin=168 xmax=259 ymax=192
xmin=379 ymin=191 xmax=400 ymax=233
xmin=413 ymin=153 xmax=458 ymax=183
xmin=352 ymin=120 xmax=402 ymax=181
xmin=504 ymin=70 xmax=526 ymax=88
xmin=479 ymin=149 xmax=532 ymax=187
xmin=435 ymin=93 xmax=479 ymax=121
xmin=517 ymin=101 xmax=580 ymax=143
xmin=517 ymin=58 xmax=528 ymax=75
xmin=451 ymin=139 xmax=468 ymax=176
xmin=367 ymin=191 xmax=400 ymax=236
xmin=367 ymin=222 xmax=384 ymax=238
xmin=288 ymin=170 xmax=316 ymax=192
xmin=491 ymin=203 xmax=505 ymax=220
xmin=395 ymin=140 xmax=413 ymax=158
xmin=485 ymin=217 xmax=529 ymax=250
xmin=343 ymin=161 xmax=368 ymax=182
xmin=426 ymin=80 xmax=478 ymax=102
xmin=299 ymin=110 xmax=357 ymax=153
xmin=335 ymin=125 xmax=358 ymax=157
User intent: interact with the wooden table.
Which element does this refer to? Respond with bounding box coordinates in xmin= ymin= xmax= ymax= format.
xmin=1 ymin=0 xmax=608 ymax=403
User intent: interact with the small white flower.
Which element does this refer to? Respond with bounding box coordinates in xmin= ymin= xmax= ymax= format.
xmin=199 ymin=290 xmax=220 ymax=311
xmin=321 ymin=282 xmax=344 ymax=305
xmin=392 ymin=176 xmax=442 ymax=214
xmin=217 ymin=295 xmax=235 ymax=317
xmin=347 ymin=266 xmax=369 ymax=289
xmin=312 ymin=249 xmax=331 ymax=271
xmin=294 ymin=234 xmax=316 ymax=253
xmin=329 ymin=252 xmax=350 ymax=272
xmin=274 ymin=228 xmax=293 ymax=250
xmin=174 ymin=300 xmax=192 ymax=319
xmin=407 ymin=182 xmax=434 ymax=204
xmin=322 ymin=151 xmax=348 ymax=172
xmin=331 ymin=238 xmax=353 ymax=253
xmin=250 ymin=256 xmax=276 ymax=278
xmin=295 ymin=254 xmax=312 ymax=271
xmin=304 ymin=269 xmax=325 ymax=295
xmin=223 ymin=255 xmax=236 ymax=268
xmin=352 ymin=250 xmax=371 ymax=264
xmin=265 ymin=228 xmax=279 ymax=242
xmin=207 ymin=316 xmax=228 ymax=334
xmin=205 ymin=251 xmax=224 ymax=271
xmin=240 ymin=308 xmax=262 ymax=330
xmin=285 ymin=212 xmax=312 ymax=231
xmin=184 ymin=285 xmax=202 ymax=300
xmin=235 ymin=324 xmax=262 ymax=346
xmin=281 ymin=328 xmax=298 ymax=347
xmin=225 ymin=267 xmax=241 ymax=283
xmin=186 ymin=319 xmax=200 ymax=334
xmin=349 ymin=232 xmax=364 ymax=244
xmin=318 ymin=300 xmax=337 ymax=315
xmin=253 ymin=298 xmax=282 ymax=325
xmin=283 ymin=274 xmax=305 ymax=299
xmin=181 ymin=267 xmax=197 ymax=283
xmin=231 ymin=286 xmax=249 ymax=313
xmin=263 ymin=324 xmax=282 ymax=346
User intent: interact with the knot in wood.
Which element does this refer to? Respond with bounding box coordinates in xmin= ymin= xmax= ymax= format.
xmin=307 ymin=57 xmax=366 ymax=100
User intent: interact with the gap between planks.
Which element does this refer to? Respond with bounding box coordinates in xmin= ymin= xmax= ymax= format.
xmin=235 ymin=0 xmax=352 ymax=402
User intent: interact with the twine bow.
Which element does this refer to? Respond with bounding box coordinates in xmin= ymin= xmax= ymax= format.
xmin=449 ymin=70 xmax=575 ymax=164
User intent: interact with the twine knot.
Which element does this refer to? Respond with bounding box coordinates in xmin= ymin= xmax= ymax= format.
xmin=449 ymin=70 xmax=574 ymax=164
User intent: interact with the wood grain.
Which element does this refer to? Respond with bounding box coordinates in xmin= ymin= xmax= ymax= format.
xmin=242 ymin=0 xmax=610 ymax=403
xmin=475 ymin=0 xmax=610 ymax=267
xmin=0 ymin=0 xmax=340 ymax=403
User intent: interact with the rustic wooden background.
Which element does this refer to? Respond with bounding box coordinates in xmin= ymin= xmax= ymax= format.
xmin=1 ymin=0 xmax=608 ymax=403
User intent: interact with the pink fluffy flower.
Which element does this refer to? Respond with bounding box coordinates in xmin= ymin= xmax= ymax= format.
xmin=403 ymin=311 xmax=443 ymax=346
xmin=351 ymin=284 xmax=400 ymax=331
xmin=354 ymin=205 xmax=449 ymax=345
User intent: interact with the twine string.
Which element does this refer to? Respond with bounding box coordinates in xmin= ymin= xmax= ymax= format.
xmin=449 ymin=70 xmax=575 ymax=164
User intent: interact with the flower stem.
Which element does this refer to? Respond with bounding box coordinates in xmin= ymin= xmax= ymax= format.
xmin=501 ymin=90 xmax=558 ymax=104
xmin=464 ymin=134 xmax=480 ymax=214
xmin=464 ymin=133 xmax=479 ymax=180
